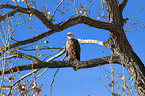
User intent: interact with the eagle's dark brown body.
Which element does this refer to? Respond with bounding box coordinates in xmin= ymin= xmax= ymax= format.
xmin=65 ymin=39 xmax=80 ymax=61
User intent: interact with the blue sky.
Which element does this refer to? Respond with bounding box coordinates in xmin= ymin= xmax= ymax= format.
xmin=1 ymin=0 xmax=145 ymax=96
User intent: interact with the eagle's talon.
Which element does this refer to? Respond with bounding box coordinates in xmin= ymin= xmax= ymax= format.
xmin=73 ymin=67 xmax=78 ymax=71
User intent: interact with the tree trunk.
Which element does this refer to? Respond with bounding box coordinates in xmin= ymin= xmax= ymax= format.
xmin=104 ymin=0 xmax=145 ymax=95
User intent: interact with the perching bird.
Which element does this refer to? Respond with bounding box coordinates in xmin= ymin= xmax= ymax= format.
xmin=65 ymin=32 xmax=80 ymax=61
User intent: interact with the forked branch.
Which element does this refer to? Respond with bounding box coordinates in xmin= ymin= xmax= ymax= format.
xmin=0 ymin=14 xmax=117 ymax=55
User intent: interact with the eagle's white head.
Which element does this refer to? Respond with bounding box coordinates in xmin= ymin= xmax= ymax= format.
xmin=66 ymin=32 xmax=75 ymax=39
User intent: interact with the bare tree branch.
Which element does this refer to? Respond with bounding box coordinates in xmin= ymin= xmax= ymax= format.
xmin=0 ymin=7 xmax=19 ymax=22
xmin=0 ymin=50 xmax=41 ymax=63
xmin=78 ymin=39 xmax=105 ymax=46
xmin=46 ymin=49 xmax=65 ymax=62
xmin=0 ymin=56 xmax=121 ymax=75
xmin=57 ymin=15 xmax=116 ymax=31
xmin=119 ymin=0 xmax=128 ymax=12
xmin=18 ymin=46 xmax=65 ymax=51
xmin=0 ymin=3 xmax=56 ymax=29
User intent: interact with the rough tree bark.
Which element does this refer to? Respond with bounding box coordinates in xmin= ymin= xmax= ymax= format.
xmin=0 ymin=0 xmax=145 ymax=95
xmin=104 ymin=0 xmax=145 ymax=95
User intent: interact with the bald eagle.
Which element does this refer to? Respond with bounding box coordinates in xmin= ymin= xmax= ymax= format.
xmin=65 ymin=32 xmax=80 ymax=61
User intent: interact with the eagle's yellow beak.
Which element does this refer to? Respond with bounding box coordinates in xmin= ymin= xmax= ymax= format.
xmin=66 ymin=34 xmax=69 ymax=36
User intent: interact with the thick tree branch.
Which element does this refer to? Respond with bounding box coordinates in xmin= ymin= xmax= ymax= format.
xmin=0 ymin=56 xmax=121 ymax=75
xmin=0 ymin=7 xmax=19 ymax=22
xmin=0 ymin=3 xmax=56 ymax=29
xmin=57 ymin=15 xmax=116 ymax=31
xmin=119 ymin=0 xmax=128 ymax=12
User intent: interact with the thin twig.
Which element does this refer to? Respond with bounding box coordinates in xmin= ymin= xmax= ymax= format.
xmin=18 ymin=46 xmax=64 ymax=51
xmin=51 ymin=0 xmax=64 ymax=20
xmin=7 ymin=69 xmax=39 ymax=96
xmin=99 ymin=77 xmax=111 ymax=93
xmin=125 ymin=8 xmax=144 ymax=31
xmin=50 ymin=51 xmax=66 ymax=96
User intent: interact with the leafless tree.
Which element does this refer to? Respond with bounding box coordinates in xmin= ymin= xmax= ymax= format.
xmin=0 ymin=0 xmax=145 ymax=95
